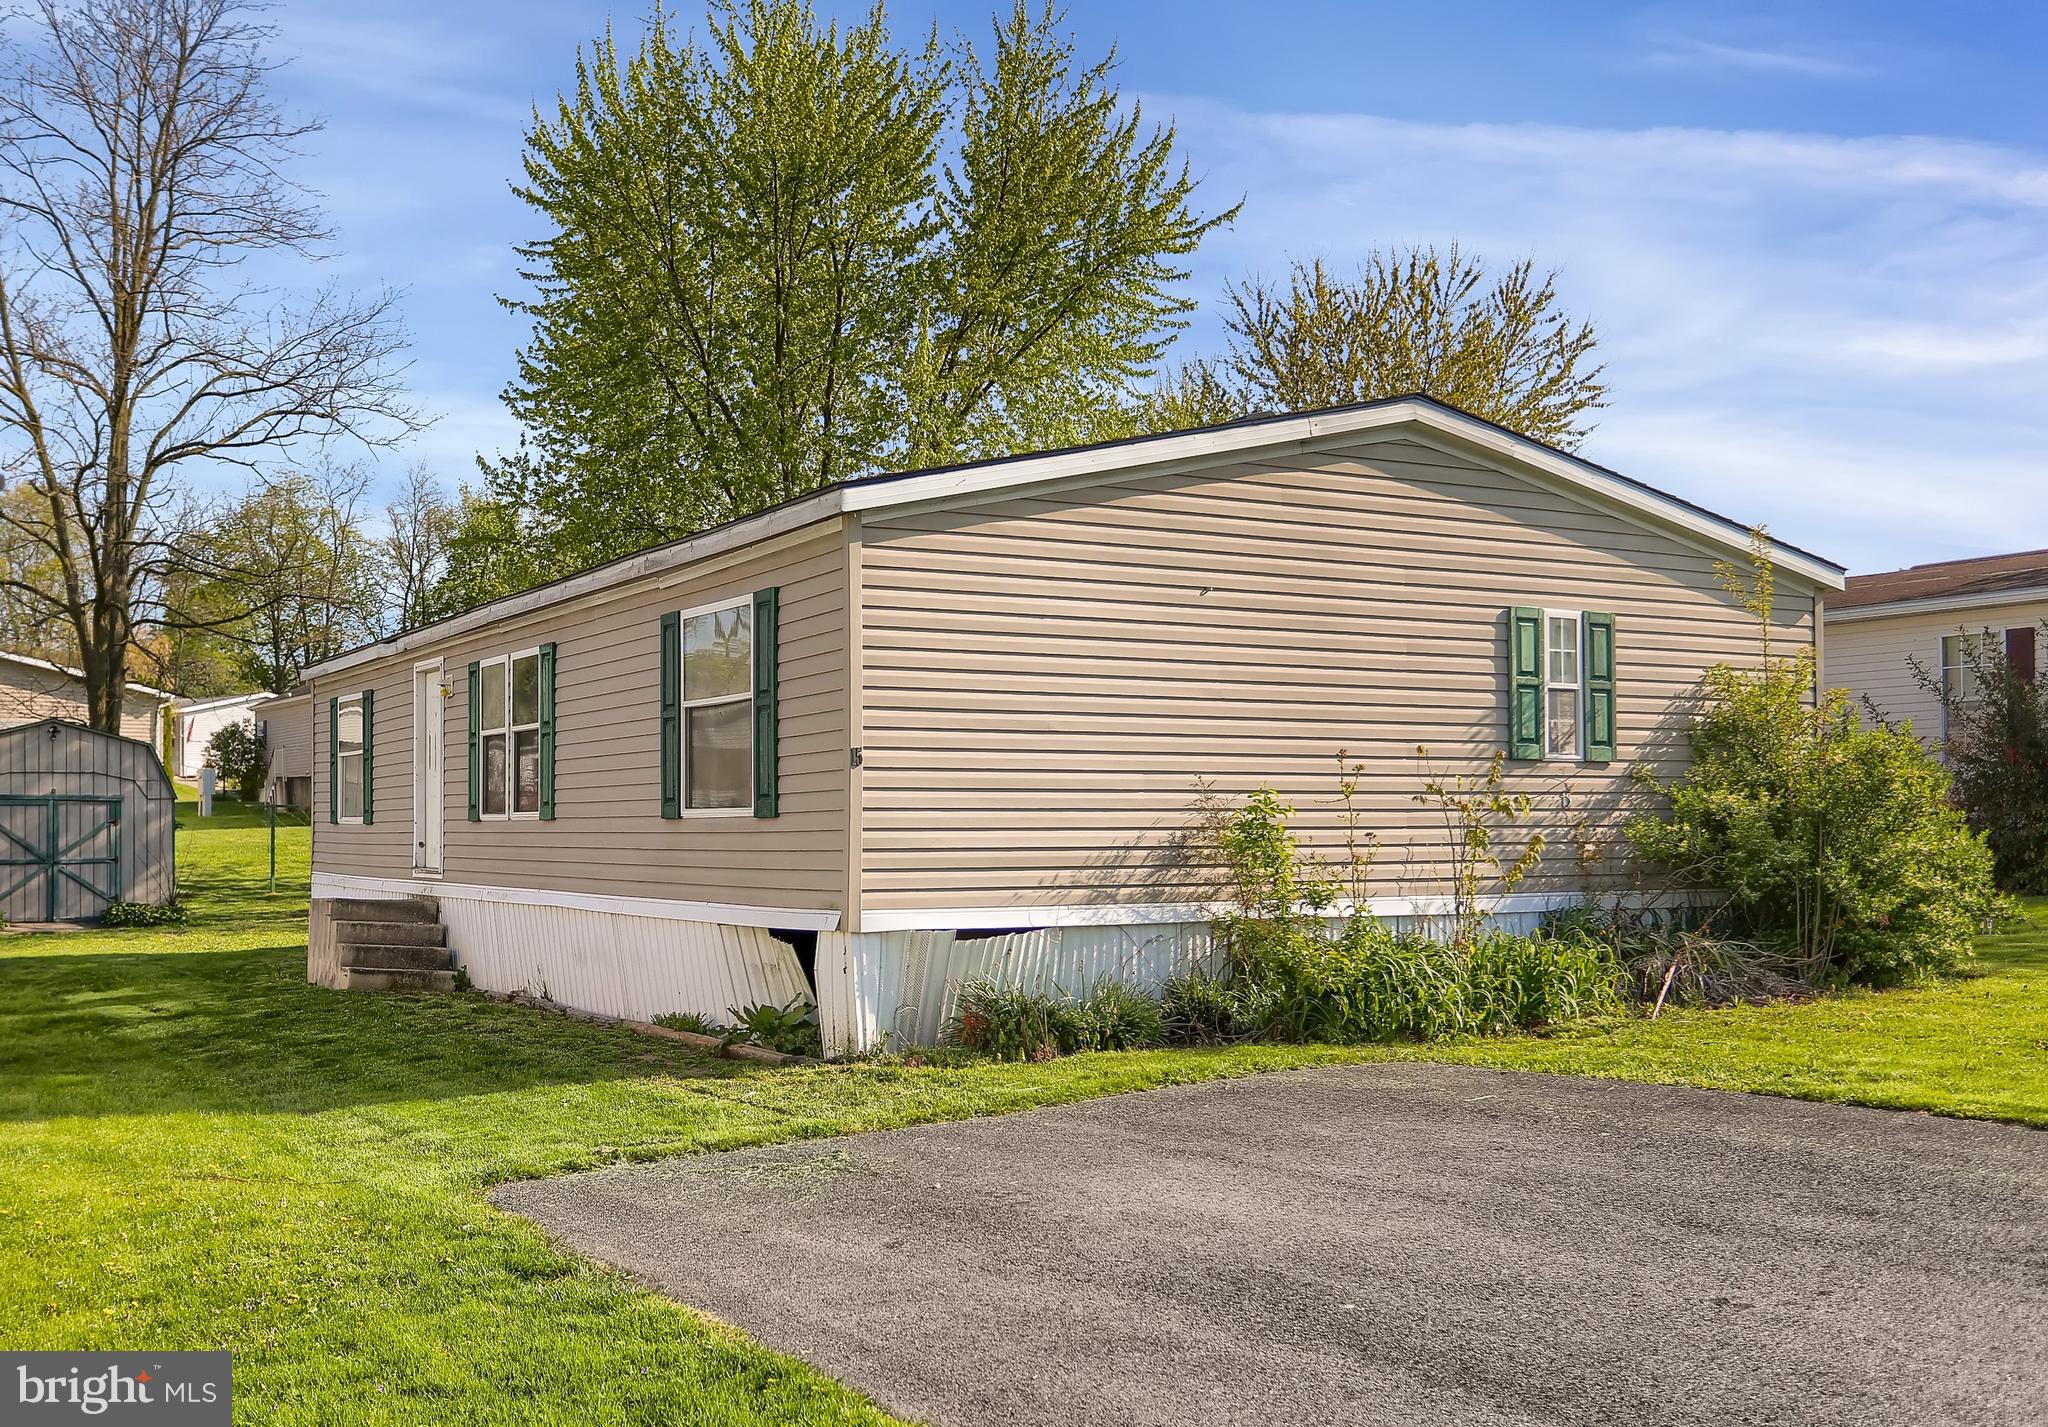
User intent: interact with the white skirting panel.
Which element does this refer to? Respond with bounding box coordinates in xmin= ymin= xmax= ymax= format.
xmin=815 ymin=921 xmax=1222 ymax=1055
xmin=435 ymin=894 xmax=812 ymax=1025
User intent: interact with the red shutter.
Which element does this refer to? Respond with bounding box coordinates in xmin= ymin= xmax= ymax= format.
xmin=2006 ymin=627 xmax=2037 ymax=683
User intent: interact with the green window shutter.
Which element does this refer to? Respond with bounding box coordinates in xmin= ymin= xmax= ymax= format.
xmin=466 ymin=661 xmax=481 ymax=822
xmin=660 ymin=611 xmax=681 ymax=819
xmin=327 ymin=695 xmax=339 ymax=825
xmin=753 ymin=586 xmax=780 ymax=818
xmin=1508 ymin=606 xmax=1543 ymax=760
xmin=1584 ymin=612 xmax=1617 ymax=763
xmin=360 ymin=689 xmax=374 ymax=825
xmin=538 ymin=642 xmax=557 ymax=820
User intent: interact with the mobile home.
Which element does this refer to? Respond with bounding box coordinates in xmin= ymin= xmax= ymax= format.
xmin=304 ymin=396 xmax=1843 ymax=1051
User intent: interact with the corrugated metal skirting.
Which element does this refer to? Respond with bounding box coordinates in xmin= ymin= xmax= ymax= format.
xmin=816 ymin=922 xmax=1222 ymax=1056
xmin=439 ymin=895 xmax=812 ymax=1025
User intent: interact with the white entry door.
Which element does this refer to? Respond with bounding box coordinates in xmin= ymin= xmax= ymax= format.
xmin=413 ymin=661 xmax=443 ymax=874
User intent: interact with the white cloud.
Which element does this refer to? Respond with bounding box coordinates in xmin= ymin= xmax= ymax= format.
xmin=1639 ymin=34 xmax=1873 ymax=79
xmin=1162 ymin=99 xmax=2048 ymax=572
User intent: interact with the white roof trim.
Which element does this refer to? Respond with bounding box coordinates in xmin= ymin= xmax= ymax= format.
xmin=306 ymin=398 xmax=1843 ymax=679
xmin=1827 ymin=586 xmax=2048 ymax=624
xmin=840 ymin=398 xmax=1843 ymax=589
xmin=0 ymin=648 xmax=170 ymax=700
xmin=170 ymin=690 xmax=279 ymax=713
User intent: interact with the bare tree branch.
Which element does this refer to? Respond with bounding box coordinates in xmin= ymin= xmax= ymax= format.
xmin=0 ymin=0 xmax=419 ymax=728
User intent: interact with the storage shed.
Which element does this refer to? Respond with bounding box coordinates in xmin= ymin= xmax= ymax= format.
xmin=0 ymin=718 xmax=176 ymax=921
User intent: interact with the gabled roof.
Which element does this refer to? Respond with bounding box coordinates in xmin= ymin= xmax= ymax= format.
xmin=1831 ymin=549 xmax=2048 ymax=620
xmin=170 ymin=690 xmax=278 ymax=714
xmin=0 ymin=649 xmax=169 ymax=700
xmin=305 ymin=394 xmax=1846 ymax=681
xmin=0 ymin=716 xmax=175 ymax=793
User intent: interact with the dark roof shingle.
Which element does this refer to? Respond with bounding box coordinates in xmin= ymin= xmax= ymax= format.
xmin=1835 ymin=549 xmax=2048 ymax=611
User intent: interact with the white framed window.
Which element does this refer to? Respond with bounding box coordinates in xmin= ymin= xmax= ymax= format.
xmin=1544 ymin=610 xmax=1582 ymax=760
xmin=336 ymin=694 xmax=367 ymax=823
xmin=680 ymin=597 xmax=753 ymax=814
xmin=477 ymin=648 xmax=543 ymax=819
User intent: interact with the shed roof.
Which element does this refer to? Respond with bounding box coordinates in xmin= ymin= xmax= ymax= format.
xmin=0 ymin=716 xmax=175 ymax=795
xmin=305 ymin=393 xmax=1847 ymax=682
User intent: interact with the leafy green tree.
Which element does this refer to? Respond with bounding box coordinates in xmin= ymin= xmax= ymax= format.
xmin=203 ymin=719 xmax=267 ymax=800
xmin=176 ymin=470 xmax=382 ymax=694
xmin=1166 ymin=247 xmax=1607 ymax=448
xmin=424 ymin=483 xmax=548 ymax=623
xmin=478 ymin=0 xmax=1234 ymax=595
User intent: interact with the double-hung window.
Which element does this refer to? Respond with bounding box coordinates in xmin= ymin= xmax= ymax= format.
xmin=680 ymin=600 xmax=753 ymax=812
xmin=335 ymin=694 xmax=368 ymax=822
xmin=1508 ymin=605 xmax=1615 ymax=764
xmin=1545 ymin=612 xmax=1582 ymax=759
xmin=476 ymin=649 xmax=543 ymax=818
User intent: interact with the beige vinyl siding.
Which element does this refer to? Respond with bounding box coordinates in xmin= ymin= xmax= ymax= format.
xmin=1824 ymin=600 xmax=2048 ymax=744
xmin=0 ymin=660 xmax=159 ymax=743
xmin=856 ymin=435 xmax=1819 ymax=913
xmin=312 ymin=525 xmax=852 ymax=913
xmin=262 ymin=694 xmax=313 ymax=779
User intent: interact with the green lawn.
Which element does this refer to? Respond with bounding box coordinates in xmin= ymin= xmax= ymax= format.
xmin=1 ymin=802 xmax=2042 ymax=1424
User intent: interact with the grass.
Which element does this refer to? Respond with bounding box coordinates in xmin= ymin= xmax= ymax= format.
xmin=1 ymin=801 xmax=2042 ymax=1423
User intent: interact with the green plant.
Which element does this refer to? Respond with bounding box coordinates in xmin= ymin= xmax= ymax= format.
xmin=1160 ymin=969 xmax=1246 ymax=1044
xmin=946 ymin=980 xmax=1088 ymax=1062
xmin=653 ymin=1010 xmax=729 ymax=1038
xmin=723 ymin=998 xmax=822 ymax=1058
xmin=1412 ymin=748 xmax=1546 ymax=944
xmin=1627 ymin=531 xmax=2006 ymax=986
xmin=1903 ymin=628 xmax=2048 ymax=894
xmin=203 ymin=720 xmax=268 ymax=801
xmin=98 ymin=899 xmax=189 ymax=928
xmin=1078 ymin=981 xmax=1165 ymax=1051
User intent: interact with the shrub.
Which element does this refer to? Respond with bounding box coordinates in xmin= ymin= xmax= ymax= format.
xmin=100 ymin=899 xmax=188 ymax=928
xmin=1906 ymin=629 xmax=2048 ymax=894
xmin=1626 ymin=533 xmax=2004 ymax=985
xmin=204 ymin=719 xmax=268 ymax=801
xmin=946 ymin=980 xmax=1088 ymax=1062
xmin=1161 ymin=969 xmax=1246 ymax=1044
xmin=1078 ymin=981 xmax=1165 ymax=1051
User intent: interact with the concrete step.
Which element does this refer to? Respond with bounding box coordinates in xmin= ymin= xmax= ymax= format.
xmin=333 ymin=918 xmax=445 ymax=948
xmin=340 ymin=966 xmax=456 ymax=994
xmin=339 ymin=942 xmax=454 ymax=973
xmin=324 ymin=896 xmax=439 ymax=925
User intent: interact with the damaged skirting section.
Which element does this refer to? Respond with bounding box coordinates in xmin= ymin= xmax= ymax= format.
xmin=814 ymin=922 xmax=1223 ymax=1057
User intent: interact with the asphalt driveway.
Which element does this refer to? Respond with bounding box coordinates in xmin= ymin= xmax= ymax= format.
xmin=493 ymin=1065 xmax=2048 ymax=1427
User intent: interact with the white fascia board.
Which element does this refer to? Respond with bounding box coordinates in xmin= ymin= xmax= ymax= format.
xmin=1825 ymin=586 xmax=2048 ymax=624
xmin=842 ymin=398 xmax=1846 ymax=591
xmin=311 ymin=871 xmax=842 ymax=932
xmin=302 ymin=498 xmax=847 ymax=682
xmin=170 ymin=690 xmax=278 ymax=713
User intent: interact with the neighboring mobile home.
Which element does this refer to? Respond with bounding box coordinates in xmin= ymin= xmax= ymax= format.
xmin=170 ymin=690 xmax=277 ymax=781
xmin=303 ymin=396 xmax=1844 ymax=1052
xmin=259 ymin=693 xmax=313 ymax=809
xmin=0 ymin=651 xmax=168 ymax=745
xmin=1824 ymin=549 xmax=2048 ymax=744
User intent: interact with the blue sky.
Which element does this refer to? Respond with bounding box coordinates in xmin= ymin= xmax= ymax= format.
xmin=264 ymin=0 xmax=2048 ymax=574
